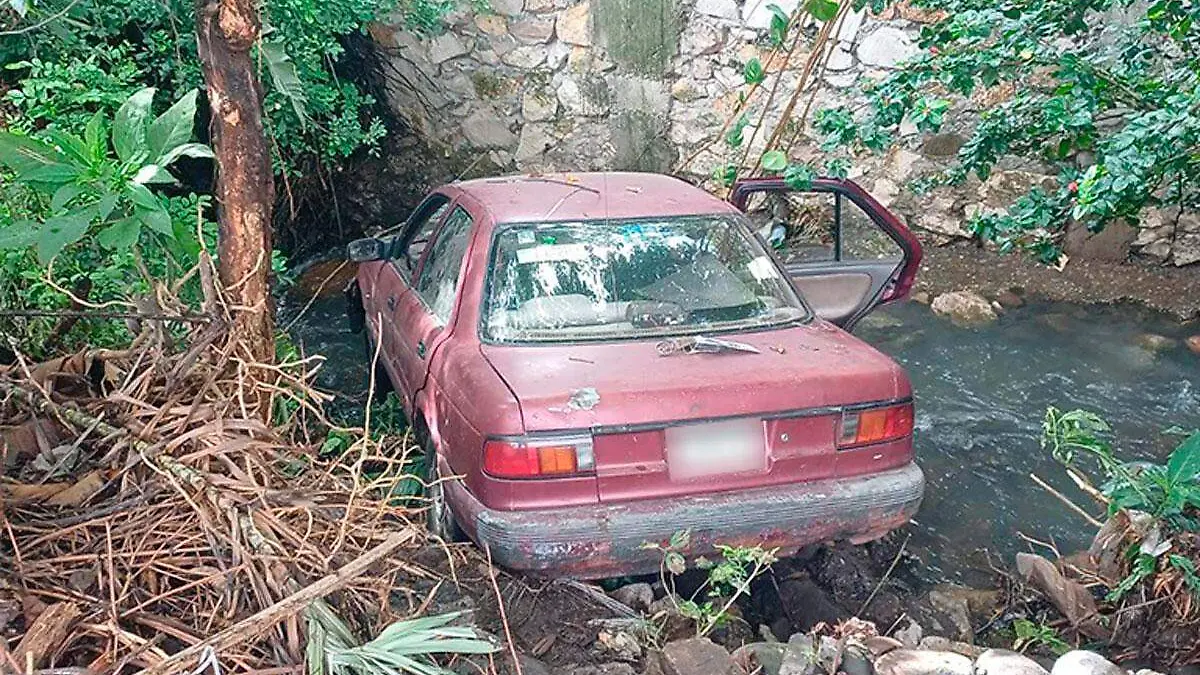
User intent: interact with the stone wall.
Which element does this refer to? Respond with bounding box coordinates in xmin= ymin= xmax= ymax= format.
xmin=366 ymin=0 xmax=1198 ymax=266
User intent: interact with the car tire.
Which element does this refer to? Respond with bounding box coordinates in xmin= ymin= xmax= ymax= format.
xmin=422 ymin=430 xmax=464 ymax=543
xmin=363 ymin=331 xmax=394 ymax=396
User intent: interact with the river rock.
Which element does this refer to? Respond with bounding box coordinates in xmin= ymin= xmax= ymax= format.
xmin=595 ymin=628 xmax=641 ymax=661
xmin=976 ymin=649 xmax=1050 ymax=675
xmin=516 ymin=653 xmax=554 ymax=675
xmin=893 ymin=617 xmax=923 ymax=647
xmin=1050 ymin=651 xmax=1124 ymax=675
xmin=1134 ymin=333 xmax=1177 ymax=353
xmin=925 ymin=586 xmax=974 ymax=642
xmin=608 ymin=582 xmax=653 ymax=612
xmin=732 ymin=642 xmax=787 ymax=675
xmin=660 ymin=638 xmax=739 ymax=675
xmin=931 ymin=291 xmax=998 ymax=326
xmin=1187 ymin=335 xmax=1200 ymax=354
xmin=916 ymin=637 xmax=983 ymax=659
xmin=874 ymin=649 xmax=973 ymax=675
xmin=995 ymin=289 xmax=1025 ymax=309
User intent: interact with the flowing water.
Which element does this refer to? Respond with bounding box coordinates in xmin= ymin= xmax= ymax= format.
xmin=285 ymin=286 xmax=1200 ymax=585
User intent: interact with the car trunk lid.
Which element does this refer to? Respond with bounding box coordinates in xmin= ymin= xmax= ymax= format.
xmin=480 ymin=320 xmax=913 ymax=503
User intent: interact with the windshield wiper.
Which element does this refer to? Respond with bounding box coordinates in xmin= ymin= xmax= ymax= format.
xmin=655 ymin=335 xmax=761 ymax=356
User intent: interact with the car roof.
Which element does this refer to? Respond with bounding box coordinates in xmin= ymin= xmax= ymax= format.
xmin=450 ymin=172 xmax=738 ymax=224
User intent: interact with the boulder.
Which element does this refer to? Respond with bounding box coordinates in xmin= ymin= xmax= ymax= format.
xmin=566 ymin=664 xmax=637 ymax=675
xmin=921 ymin=133 xmax=965 ymax=157
xmin=995 ymin=289 xmax=1025 ymax=309
xmin=873 ymin=649 xmax=973 ymax=675
xmin=1134 ymin=333 xmax=1177 ymax=354
xmin=1063 ymin=218 xmax=1137 ymax=263
xmin=1050 ymin=651 xmax=1124 ymax=675
xmin=694 ymin=0 xmax=738 ymax=19
xmin=595 ymin=628 xmax=641 ymax=661
xmin=489 ymin=0 xmax=523 ymax=14
xmin=930 ymin=291 xmax=998 ymax=326
xmin=892 ymin=617 xmax=923 ymax=647
xmin=516 ymin=653 xmax=554 ymax=675
xmin=779 ymin=634 xmax=840 ymax=675
xmin=660 ymin=638 xmax=739 ymax=675
xmin=975 ymin=649 xmax=1050 ymax=675
xmin=521 ymin=91 xmax=558 ymax=122
xmin=1187 ymin=335 xmax=1200 ymax=355
xmin=608 ymin=582 xmax=654 ymax=613
xmin=925 ymin=586 xmax=974 ymax=643
xmin=514 ymin=124 xmax=554 ymax=164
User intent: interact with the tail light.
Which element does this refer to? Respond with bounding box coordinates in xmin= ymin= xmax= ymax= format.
xmin=838 ymin=402 xmax=914 ymax=448
xmin=483 ymin=434 xmax=595 ymax=479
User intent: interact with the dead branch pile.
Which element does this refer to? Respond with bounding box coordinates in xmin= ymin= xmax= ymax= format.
xmin=0 ymin=263 xmax=443 ymax=673
xmin=1017 ymin=513 xmax=1200 ymax=665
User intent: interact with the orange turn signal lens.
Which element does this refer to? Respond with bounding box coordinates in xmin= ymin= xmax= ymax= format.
xmin=484 ymin=435 xmax=595 ymax=479
xmin=838 ymin=403 xmax=914 ymax=448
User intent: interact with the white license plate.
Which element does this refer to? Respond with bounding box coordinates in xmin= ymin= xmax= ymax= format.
xmin=665 ymin=418 xmax=766 ymax=480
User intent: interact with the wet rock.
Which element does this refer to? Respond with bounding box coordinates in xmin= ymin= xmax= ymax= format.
xmin=931 ymin=291 xmax=998 ymax=326
xmin=874 ymin=649 xmax=973 ymax=675
xmin=975 ymin=649 xmax=1050 ymax=675
xmin=660 ymin=638 xmax=739 ymax=675
xmin=915 ymin=637 xmax=982 ymax=659
xmin=779 ymin=633 xmax=837 ymax=675
xmin=911 ymin=291 xmax=931 ymax=305
xmin=1187 ymin=335 xmax=1200 ymax=354
xmin=995 ymin=289 xmax=1024 ymax=309
xmin=732 ymin=641 xmax=787 ymax=675
xmin=1038 ymin=312 xmax=1073 ymax=333
xmin=925 ymin=587 xmax=973 ymax=642
xmin=841 ymin=644 xmax=875 ymax=675
xmin=1050 ymin=651 xmax=1124 ymax=675
xmin=1135 ymin=333 xmax=1177 ymax=354
xmin=609 ymin=582 xmax=653 ymax=613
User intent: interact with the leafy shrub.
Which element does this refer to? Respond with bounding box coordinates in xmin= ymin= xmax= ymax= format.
xmin=803 ymin=0 xmax=1200 ymax=260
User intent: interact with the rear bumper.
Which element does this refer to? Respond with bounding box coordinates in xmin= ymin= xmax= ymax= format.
xmin=447 ymin=462 xmax=924 ymax=578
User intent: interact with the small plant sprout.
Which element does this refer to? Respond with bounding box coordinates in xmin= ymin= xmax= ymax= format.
xmin=642 ymin=529 xmax=778 ymax=638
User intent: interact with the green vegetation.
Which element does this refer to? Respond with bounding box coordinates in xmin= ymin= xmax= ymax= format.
xmin=1012 ymin=617 xmax=1071 ymax=656
xmin=1042 ymin=407 xmax=1200 ymax=601
xmin=795 ymin=0 xmax=1200 ymax=262
xmin=643 ymin=530 xmax=778 ymax=637
xmin=0 ymin=0 xmax=464 ymax=357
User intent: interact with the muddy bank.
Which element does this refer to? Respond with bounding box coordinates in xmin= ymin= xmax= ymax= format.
xmin=914 ymin=244 xmax=1200 ymax=321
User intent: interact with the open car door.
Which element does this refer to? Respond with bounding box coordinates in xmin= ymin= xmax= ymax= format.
xmin=729 ymin=177 xmax=922 ymax=331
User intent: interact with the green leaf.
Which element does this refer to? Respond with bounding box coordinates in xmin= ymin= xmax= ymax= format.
xmin=669 ymin=529 xmax=691 ymax=549
xmin=51 ymin=184 xmax=84 ymax=212
xmin=36 ymin=210 xmax=92 ymax=264
xmin=743 ymin=58 xmax=766 ymax=85
xmin=1167 ymin=433 xmax=1200 ymax=485
xmin=113 ymin=87 xmax=156 ymax=163
xmin=149 ymin=89 xmax=200 ymax=163
xmin=96 ymin=193 xmax=120 ymax=221
xmin=761 ymin=150 xmax=788 ymax=172
xmin=262 ymin=41 xmax=310 ymax=129
xmin=0 ymin=132 xmax=62 ymax=175
xmin=136 ymin=207 xmax=174 ymax=237
xmin=0 ymin=221 xmax=38 ymax=250
xmin=665 ymin=551 xmax=686 ymax=575
xmin=96 ymin=218 xmax=141 ymax=250
xmin=84 ymin=113 xmax=107 ymax=162
xmin=768 ymin=4 xmax=790 ymax=46
xmin=126 ymin=181 xmax=161 ymax=211
xmin=44 ymin=129 xmax=90 ymax=167
xmin=19 ymin=162 xmax=80 ymax=185
xmin=783 ymin=163 xmax=815 ymax=190
xmin=133 ymin=164 xmax=176 ymax=185
xmin=159 ymin=142 xmax=214 ymax=167
xmin=805 ymin=0 xmax=839 ymax=22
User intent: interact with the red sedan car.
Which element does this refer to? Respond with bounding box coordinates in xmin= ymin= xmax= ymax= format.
xmin=347 ymin=172 xmax=924 ymax=578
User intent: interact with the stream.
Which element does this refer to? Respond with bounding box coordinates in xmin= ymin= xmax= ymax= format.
xmin=285 ymin=285 xmax=1200 ymax=586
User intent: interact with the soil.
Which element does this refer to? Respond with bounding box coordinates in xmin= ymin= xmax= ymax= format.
xmin=914 ymin=243 xmax=1200 ymax=320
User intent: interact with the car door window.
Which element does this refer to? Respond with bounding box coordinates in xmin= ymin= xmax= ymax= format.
xmin=414 ymin=207 xmax=474 ymax=324
xmin=744 ymin=190 xmax=902 ymax=264
xmin=393 ymin=196 xmax=451 ymax=278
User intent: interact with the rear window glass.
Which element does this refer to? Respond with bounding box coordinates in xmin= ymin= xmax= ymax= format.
xmin=482 ymin=215 xmax=809 ymax=343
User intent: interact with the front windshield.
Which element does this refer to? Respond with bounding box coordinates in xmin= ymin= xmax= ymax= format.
xmin=482 ymin=215 xmax=809 ymax=343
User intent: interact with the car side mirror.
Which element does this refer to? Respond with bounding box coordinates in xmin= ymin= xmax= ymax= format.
xmin=347 ymin=237 xmax=388 ymax=262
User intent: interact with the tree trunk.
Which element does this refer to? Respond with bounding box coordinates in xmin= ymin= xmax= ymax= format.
xmin=195 ymin=0 xmax=275 ymax=366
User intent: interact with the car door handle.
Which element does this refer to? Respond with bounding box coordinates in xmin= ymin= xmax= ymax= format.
xmin=387 ymin=295 xmax=396 ymax=311
xmin=416 ymin=340 xmax=427 ymax=359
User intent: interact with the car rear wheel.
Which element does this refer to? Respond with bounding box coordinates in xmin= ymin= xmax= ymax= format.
xmin=422 ymin=431 xmax=464 ymax=542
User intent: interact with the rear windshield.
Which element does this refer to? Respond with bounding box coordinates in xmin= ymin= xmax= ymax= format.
xmin=482 ymin=215 xmax=809 ymax=343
